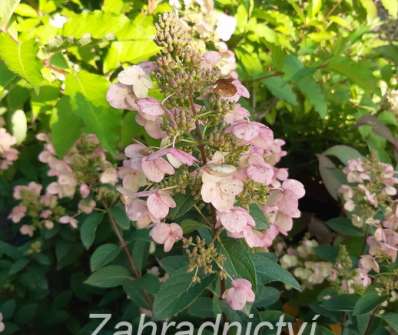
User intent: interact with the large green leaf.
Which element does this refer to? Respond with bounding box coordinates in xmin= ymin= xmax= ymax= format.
xmin=320 ymin=294 xmax=359 ymax=311
xmin=0 ymin=33 xmax=44 ymax=88
xmin=218 ymin=236 xmax=257 ymax=289
xmin=262 ymin=76 xmax=298 ymax=105
xmin=80 ymin=212 xmax=104 ymax=250
xmin=353 ymin=290 xmax=384 ymax=316
xmin=381 ymin=0 xmax=398 ymax=18
xmin=65 ymin=71 xmax=122 ymax=154
xmin=85 ymin=265 xmax=131 ymax=288
xmin=103 ymin=40 xmax=159 ymax=73
xmin=359 ymin=0 xmax=378 ymax=19
xmin=317 ymin=154 xmax=347 ymax=200
xmin=62 ymin=11 xmax=128 ymax=39
xmin=323 ymin=145 xmax=363 ymax=165
xmin=90 ymin=243 xmax=120 ymax=272
xmin=153 ymin=267 xmax=215 ymax=320
xmin=252 ymin=253 xmax=301 ymax=291
xmin=326 ymin=217 xmax=364 ymax=237
xmin=282 ymin=55 xmax=327 ymax=117
xmin=0 ymin=0 xmax=20 ymax=30
xmin=327 ymin=57 xmax=375 ymax=92
xmin=381 ymin=313 xmax=398 ymax=332
xmin=51 ymin=96 xmax=83 ymax=156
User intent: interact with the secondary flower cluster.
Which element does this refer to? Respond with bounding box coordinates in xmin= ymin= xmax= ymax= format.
xmin=9 ymin=134 xmax=118 ymax=236
xmin=277 ymin=236 xmax=375 ymax=294
xmin=0 ymin=118 xmax=18 ymax=171
xmin=107 ymin=12 xmax=304 ymax=311
xmin=339 ymin=157 xmax=398 ymax=263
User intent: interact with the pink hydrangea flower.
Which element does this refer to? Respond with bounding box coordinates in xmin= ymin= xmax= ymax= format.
xmin=245 ymin=153 xmax=274 ymax=185
xmin=217 ymin=207 xmax=255 ymax=234
xmin=100 ymin=168 xmax=118 ymax=185
xmin=142 ymin=153 xmax=175 ymax=183
xmin=264 ymin=179 xmax=305 ymax=235
xmin=201 ymin=164 xmax=244 ymax=211
xmin=223 ymin=278 xmax=255 ymax=311
xmin=224 ymin=104 xmax=249 ymax=125
xmin=106 ymin=83 xmax=137 ymax=111
xmin=136 ymin=114 xmax=166 ymax=139
xmin=147 ymin=191 xmax=176 ymax=222
xmin=117 ymin=65 xmax=153 ymax=98
xmin=59 ymin=216 xmax=78 ymax=229
xmin=148 ymin=148 xmax=198 ymax=168
xmin=0 ymin=127 xmax=18 ymax=170
xmin=228 ymin=121 xmax=274 ymax=150
xmin=125 ymin=198 xmax=152 ymax=229
xmin=8 ymin=205 xmax=27 ymax=223
xmin=19 ymin=224 xmax=34 ymax=237
xmin=359 ymin=255 xmax=380 ymax=273
xmin=150 ymin=223 xmax=183 ymax=252
xmin=136 ymin=98 xmax=165 ymax=120
xmin=78 ymin=199 xmax=96 ymax=214
xmin=80 ymin=184 xmax=90 ymax=198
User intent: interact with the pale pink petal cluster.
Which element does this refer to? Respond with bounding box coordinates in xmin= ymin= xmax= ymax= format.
xmin=150 ymin=223 xmax=183 ymax=252
xmin=0 ymin=127 xmax=18 ymax=170
xmin=201 ymin=164 xmax=244 ymax=211
xmin=222 ymin=278 xmax=255 ymax=311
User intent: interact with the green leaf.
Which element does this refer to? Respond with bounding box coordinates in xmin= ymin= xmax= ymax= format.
xmin=90 ymin=243 xmax=120 ymax=272
xmin=282 ymin=55 xmax=327 ymax=117
xmin=65 ymin=70 xmax=122 ymax=154
xmin=0 ymin=0 xmax=20 ymax=30
xmin=353 ymin=290 xmax=384 ymax=316
xmin=110 ymin=203 xmax=130 ymax=230
xmin=359 ymin=0 xmax=378 ymax=20
xmin=180 ymin=219 xmax=210 ymax=234
xmin=168 ymin=194 xmax=195 ymax=220
xmin=123 ymin=273 xmax=160 ymax=308
xmin=317 ymin=154 xmax=347 ymax=200
xmin=249 ymin=203 xmax=269 ymax=230
xmin=104 ymin=40 xmax=159 ymax=73
xmin=62 ymin=11 xmax=128 ymax=39
xmin=219 ymin=237 xmax=257 ymax=289
xmin=374 ymin=45 xmax=398 ymax=65
xmin=75 ymin=94 xmax=121 ymax=155
xmin=327 ymin=57 xmax=375 ymax=92
xmin=252 ymin=253 xmax=301 ymax=291
xmin=323 ymin=145 xmax=363 ymax=164
xmin=320 ymin=294 xmax=359 ymax=311
xmin=262 ymin=76 xmax=298 ymax=105
xmin=159 ymin=256 xmax=188 ymax=273
xmin=381 ymin=313 xmax=398 ymax=332
xmin=153 ymin=267 xmax=215 ymax=320
xmin=311 ymin=0 xmax=322 ymax=16
xmin=9 ymin=109 xmax=27 ymax=144
xmin=85 ymin=265 xmax=131 ymax=288
xmin=326 ymin=217 xmax=364 ymax=237
xmin=80 ymin=212 xmax=104 ymax=250
xmin=0 ymin=33 xmax=44 ymax=89
xmin=381 ymin=0 xmax=398 ymax=18
xmin=51 ymin=96 xmax=83 ymax=157
xmin=254 ymin=286 xmax=281 ymax=309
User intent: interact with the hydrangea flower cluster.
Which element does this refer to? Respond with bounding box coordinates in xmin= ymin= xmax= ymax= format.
xmin=107 ymin=12 xmax=304 ymax=311
xmin=0 ymin=118 xmax=18 ymax=171
xmin=339 ymin=157 xmax=398 ymax=263
xmin=9 ymin=133 xmax=118 ymax=236
xmin=277 ymin=237 xmax=376 ymax=294
xmin=279 ymin=237 xmax=335 ymax=288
